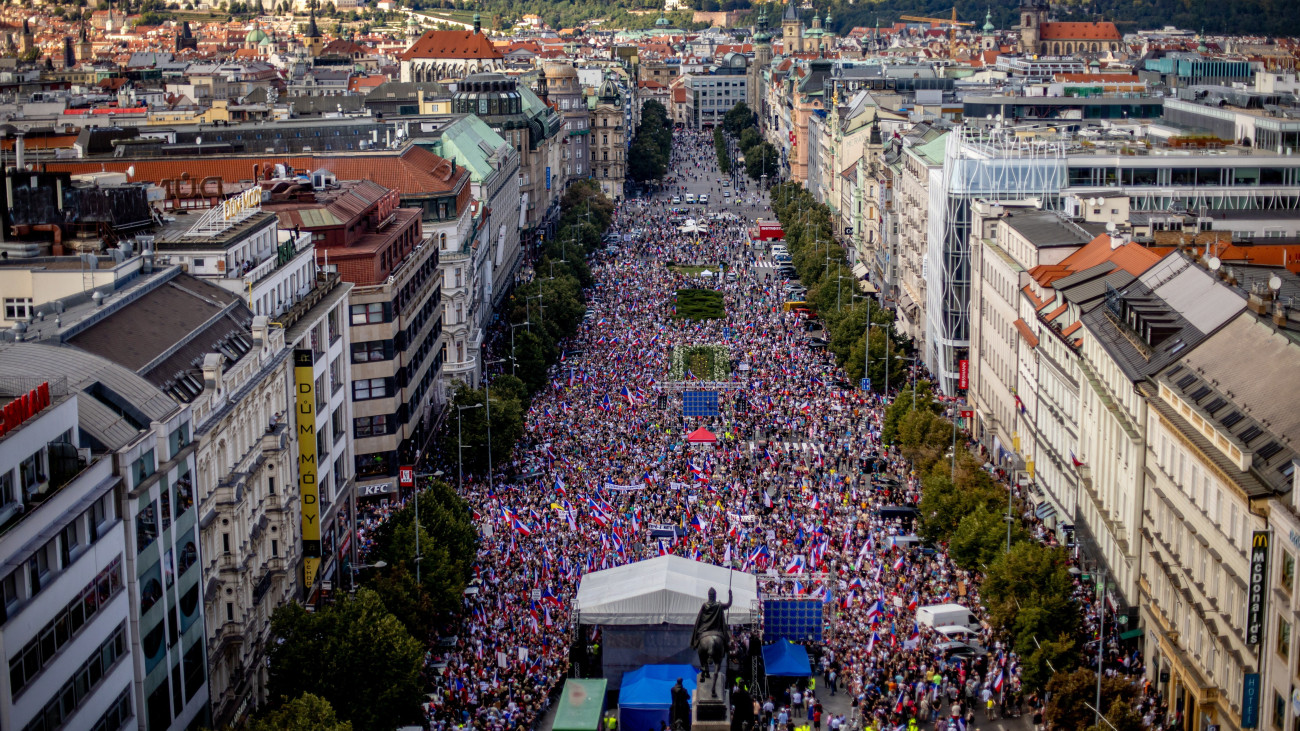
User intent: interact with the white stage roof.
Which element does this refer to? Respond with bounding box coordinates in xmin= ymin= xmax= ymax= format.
xmin=574 ymin=555 xmax=759 ymax=625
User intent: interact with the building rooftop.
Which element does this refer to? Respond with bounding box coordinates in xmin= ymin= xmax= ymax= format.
xmin=1003 ymin=210 xmax=1101 ymax=249
xmin=65 ymin=273 xmax=254 ymax=402
xmin=0 ymin=342 xmax=179 ymax=450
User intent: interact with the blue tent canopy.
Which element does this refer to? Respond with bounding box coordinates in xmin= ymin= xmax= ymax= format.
xmin=618 ymin=664 xmax=697 ymax=731
xmin=762 ymin=640 xmax=812 ymax=677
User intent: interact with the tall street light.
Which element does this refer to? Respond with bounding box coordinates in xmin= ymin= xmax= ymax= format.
xmin=456 ymin=403 xmax=484 ymax=493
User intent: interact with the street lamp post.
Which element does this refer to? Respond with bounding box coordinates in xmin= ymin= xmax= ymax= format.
xmin=509 ymin=321 xmax=530 ymax=376
xmin=349 ymin=559 xmax=387 ymax=594
xmin=456 ymin=403 xmax=484 ymax=493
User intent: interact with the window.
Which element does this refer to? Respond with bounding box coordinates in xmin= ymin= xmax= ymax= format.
xmin=351 ymin=340 xmax=389 ymax=363
xmin=353 ymin=378 xmax=388 ymax=401
xmin=354 ymin=415 xmax=389 ymax=438
xmin=1283 ymin=552 xmax=1295 ymax=595
xmin=4 ymin=298 xmax=32 ymax=320
xmin=1278 ymin=616 xmax=1291 ymax=660
xmin=136 ymin=502 xmax=157 ymax=553
xmin=329 ymin=357 xmax=343 ymax=394
xmin=350 ymin=302 xmax=385 ymax=325
xmin=9 ymin=558 xmax=121 ymax=697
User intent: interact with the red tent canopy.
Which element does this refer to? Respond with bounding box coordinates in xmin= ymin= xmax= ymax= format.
xmin=687 ymin=427 xmax=717 ymax=443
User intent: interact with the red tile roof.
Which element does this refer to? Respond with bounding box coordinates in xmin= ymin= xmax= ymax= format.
xmin=1014 ymin=318 xmax=1039 ymax=348
xmin=43 ymin=145 xmax=468 ymax=199
xmin=399 ymin=29 xmax=502 ymax=61
xmin=1039 ymin=22 xmax=1121 ymax=41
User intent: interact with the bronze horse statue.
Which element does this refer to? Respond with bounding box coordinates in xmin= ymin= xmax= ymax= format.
xmin=690 ymin=587 xmax=732 ymax=698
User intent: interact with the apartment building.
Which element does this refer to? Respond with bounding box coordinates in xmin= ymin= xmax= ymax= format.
xmin=0 ymin=345 xmax=208 ymax=731
xmin=683 ymin=54 xmax=750 ymax=130
xmin=265 ymin=177 xmax=446 ymax=502
xmin=1076 ymin=254 xmax=1246 ymax=610
xmin=891 ymin=126 xmax=947 ymax=349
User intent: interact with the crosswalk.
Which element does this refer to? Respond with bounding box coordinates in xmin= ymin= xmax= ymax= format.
xmin=747 ymin=440 xmax=826 ymax=457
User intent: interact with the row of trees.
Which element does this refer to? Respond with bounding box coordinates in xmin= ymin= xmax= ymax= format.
xmin=765 ymin=180 xmax=904 ymax=389
xmin=887 ymin=385 xmax=1135 ymax=728
xmin=630 ymin=100 xmax=672 ymax=183
xmin=713 ymin=126 xmax=731 ymax=175
xmin=261 ymin=479 xmax=479 ymax=730
xmin=253 ymin=180 xmax=615 ymax=731
xmin=722 ymin=102 xmax=779 ymax=181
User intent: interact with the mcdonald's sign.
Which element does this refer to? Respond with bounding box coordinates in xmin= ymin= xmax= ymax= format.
xmin=1246 ymin=531 xmax=1270 ymax=646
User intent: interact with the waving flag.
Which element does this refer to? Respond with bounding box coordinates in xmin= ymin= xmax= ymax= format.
xmin=658 ymin=540 xmax=669 ymax=556
xmin=600 ymin=394 xmax=612 ymax=412
xmin=892 ymin=554 xmax=906 ymax=572
xmin=691 ymin=514 xmax=709 ymax=533
xmin=865 ymin=599 xmax=884 ymax=620
xmin=620 ymin=386 xmax=640 ymax=404
xmin=866 ymin=631 xmax=880 ymax=652
xmin=784 ymin=555 xmax=806 ymax=574
xmin=540 ymin=586 xmax=562 ymax=607
xmin=993 ymin=668 xmax=1005 ymax=692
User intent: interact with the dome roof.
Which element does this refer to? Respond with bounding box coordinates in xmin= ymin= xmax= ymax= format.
xmin=542 ymin=62 xmax=577 ymax=78
xmin=655 ymin=16 xmax=670 ymax=26
xmin=245 ymin=27 xmax=268 ymax=44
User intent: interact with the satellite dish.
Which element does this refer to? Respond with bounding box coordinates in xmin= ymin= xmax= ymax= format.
xmin=1105 ymin=222 xmax=1116 ymax=232
xmin=126 ymin=165 xmax=135 ymax=179
xmin=1208 ymin=257 xmax=1221 ymax=272
xmin=195 ymin=135 xmax=202 ymax=146
xmin=1270 ymin=275 xmax=1282 ymax=291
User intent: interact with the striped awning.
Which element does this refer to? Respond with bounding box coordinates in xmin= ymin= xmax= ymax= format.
xmin=1035 ymin=501 xmax=1057 ymax=521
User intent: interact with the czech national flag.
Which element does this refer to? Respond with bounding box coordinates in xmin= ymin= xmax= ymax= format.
xmin=600 ymin=394 xmax=612 ymax=412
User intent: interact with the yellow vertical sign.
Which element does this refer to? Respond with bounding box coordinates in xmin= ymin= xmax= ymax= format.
xmin=294 ymin=350 xmax=322 ymax=589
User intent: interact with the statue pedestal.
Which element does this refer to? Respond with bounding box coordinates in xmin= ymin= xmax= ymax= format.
xmin=691 ymin=687 xmax=730 ymax=731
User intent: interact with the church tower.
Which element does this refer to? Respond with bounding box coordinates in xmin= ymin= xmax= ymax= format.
xmin=1017 ymin=0 xmax=1048 ymax=55
xmin=75 ymin=25 xmax=92 ymax=62
xmin=21 ymin=19 xmax=33 ymax=55
xmin=750 ymin=8 xmax=772 ymax=111
xmin=781 ymin=0 xmax=801 ymax=53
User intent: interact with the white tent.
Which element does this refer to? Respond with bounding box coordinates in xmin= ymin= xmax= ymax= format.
xmin=575 ymin=555 xmax=759 ymax=625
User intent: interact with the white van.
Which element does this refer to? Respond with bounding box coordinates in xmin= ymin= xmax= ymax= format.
xmin=916 ymin=603 xmax=981 ymax=633
xmin=685 ymin=193 xmax=697 ymax=204
xmin=700 ymin=194 xmax=710 ymax=205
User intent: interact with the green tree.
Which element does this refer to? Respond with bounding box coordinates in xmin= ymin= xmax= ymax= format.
xmin=948 ymin=504 xmax=1029 ymax=571
xmin=738 ymin=126 xmax=761 ymax=153
xmin=250 ymin=693 xmax=352 ymax=731
xmin=1044 ymin=669 xmax=1138 ymax=731
xmin=368 ymin=479 xmax=478 ymax=613
xmin=983 ymin=542 xmax=1082 ymax=647
xmin=745 ymin=141 xmax=779 ymax=180
xmin=440 ymin=384 xmax=525 ymax=475
xmin=1019 ymin=636 xmax=1078 ymax=695
xmin=266 ymin=590 xmax=424 ymax=731
xmin=365 ymin=563 xmax=440 ymax=644
xmin=723 ymin=101 xmax=754 ymax=135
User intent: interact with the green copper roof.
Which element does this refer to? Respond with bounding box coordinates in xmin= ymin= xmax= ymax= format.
xmin=430 ymin=115 xmax=508 ymax=183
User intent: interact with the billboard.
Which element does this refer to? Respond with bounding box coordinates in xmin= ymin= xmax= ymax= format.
xmin=294 ymin=350 xmax=322 ymax=588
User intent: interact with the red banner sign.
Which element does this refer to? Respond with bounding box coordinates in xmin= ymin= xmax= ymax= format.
xmin=958 ymin=360 xmax=969 ymax=390
xmin=0 ymin=382 xmax=50 ymax=439
xmin=399 ymin=466 xmax=415 ymax=489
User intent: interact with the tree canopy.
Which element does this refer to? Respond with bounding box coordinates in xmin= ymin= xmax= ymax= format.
xmin=266 ymin=590 xmax=424 ymax=731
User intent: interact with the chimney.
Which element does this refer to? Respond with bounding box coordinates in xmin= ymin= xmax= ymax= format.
xmin=202 ymin=353 xmax=224 ymax=394
xmin=14 ymin=131 xmax=24 ymax=172
xmin=1275 ymin=301 xmax=1289 ymax=329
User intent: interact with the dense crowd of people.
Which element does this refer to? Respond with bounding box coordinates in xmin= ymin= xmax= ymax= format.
xmin=352 ymin=129 xmax=1151 ymax=731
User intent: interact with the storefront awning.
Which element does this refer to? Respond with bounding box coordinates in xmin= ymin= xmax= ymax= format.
xmin=1120 ymin=628 xmax=1144 ymax=640
xmin=852 ymin=262 xmax=870 ymax=280
xmin=1035 ymin=501 xmax=1057 ymax=521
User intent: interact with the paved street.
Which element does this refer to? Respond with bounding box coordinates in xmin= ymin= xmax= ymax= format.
xmin=522 ymin=131 xmax=1037 ymax=731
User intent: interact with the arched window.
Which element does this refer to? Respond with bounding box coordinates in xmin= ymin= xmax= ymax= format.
xmin=439 ymin=232 xmax=447 ymax=249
